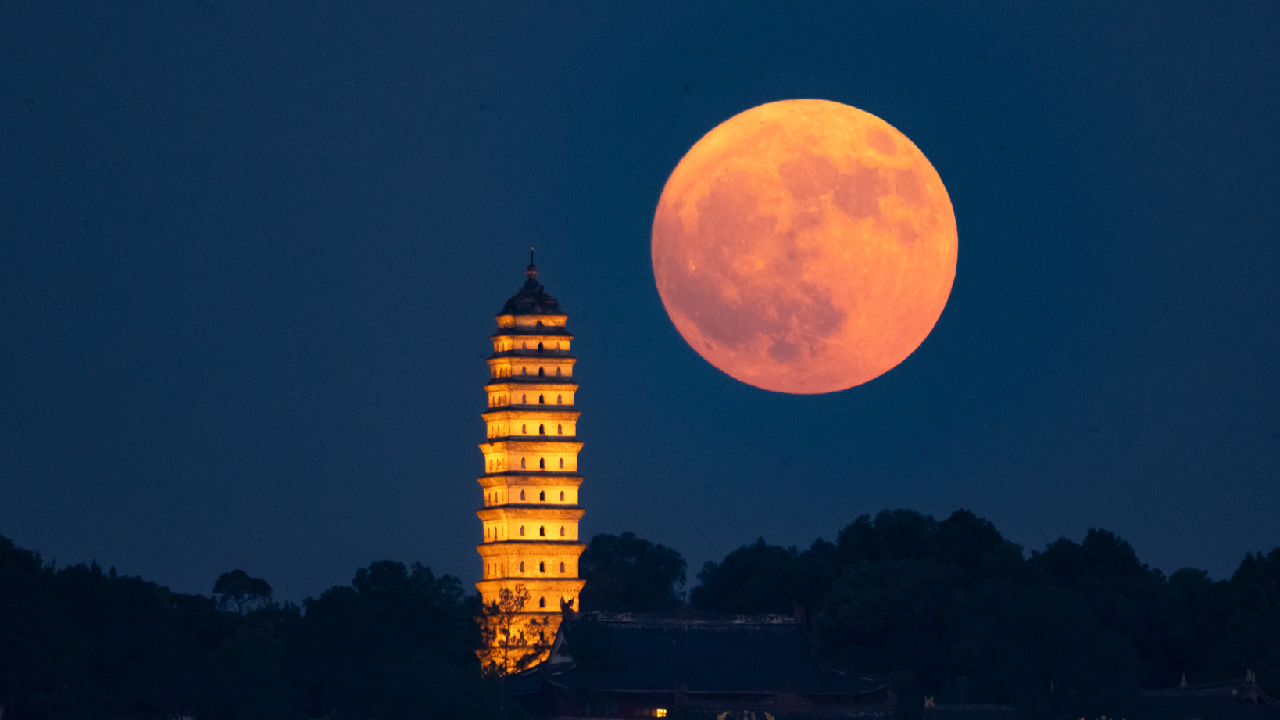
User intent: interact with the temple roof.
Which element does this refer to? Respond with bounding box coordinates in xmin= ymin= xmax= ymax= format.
xmin=499 ymin=258 xmax=567 ymax=317
xmin=537 ymin=612 xmax=889 ymax=697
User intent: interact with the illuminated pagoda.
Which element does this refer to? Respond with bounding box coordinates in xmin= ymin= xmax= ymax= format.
xmin=476 ymin=251 xmax=586 ymax=674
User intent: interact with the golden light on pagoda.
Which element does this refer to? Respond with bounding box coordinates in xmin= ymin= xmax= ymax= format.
xmin=474 ymin=254 xmax=587 ymax=675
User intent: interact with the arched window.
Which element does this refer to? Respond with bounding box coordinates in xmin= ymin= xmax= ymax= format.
xmin=521 ymin=393 xmax=527 ymax=403
xmin=560 ymin=491 xmax=565 ymax=501
xmin=560 ymin=562 xmax=565 ymax=572
xmin=539 ymin=526 xmax=546 ymax=536
xmin=557 ymin=424 xmax=562 ymax=435
xmin=539 ymin=491 xmax=545 ymax=501
xmin=539 ymin=561 xmax=545 ymax=572
xmin=537 ymin=342 xmax=544 ymax=352
xmin=539 ymin=596 xmax=546 ymax=608
xmin=559 ymin=526 xmax=565 ymax=537
xmin=538 ymin=367 xmax=545 ymax=377
xmin=520 ymin=490 xmax=525 ymax=500
xmin=519 ymin=526 xmax=525 ymax=537
xmin=559 ymin=458 xmax=565 ymax=469
xmin=521 ymin=424 xmax=527 ymax=434
xmin=539 ymin=458 xmax=545 ymax=469
xmin=556 ymin=367 xmax=561 ymax=376
xmin=539 ymin=394 xmax=545 ymax=404
xmin=539 ymin=424 xmax=545 ymax=435
xmin=520 ymin=561 xmax=525 ymax=571
xmin=557 ymin=394 xmax=562 ymax=404
xmin=521 ymin=458 xmax=526 ymax=469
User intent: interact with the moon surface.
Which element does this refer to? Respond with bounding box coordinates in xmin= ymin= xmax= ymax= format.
xmin=651 ymin=99 xmax=957 ymax=394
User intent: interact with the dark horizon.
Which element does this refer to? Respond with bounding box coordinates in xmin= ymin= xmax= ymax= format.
xmin=3 ymin=2 xmax=1278 ymax=604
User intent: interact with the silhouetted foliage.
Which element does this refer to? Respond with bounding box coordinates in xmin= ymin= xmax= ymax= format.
xmin=4 ymin=512 xmax=1280 ymax=720
xmin=212 ymin=569 xmax=274 ymax=615
xmin=695 ymin=509 xmax=1280 ymax=719
xmin=0 ymin=538 xmax=520 ymax=720
xmin=690 ymin=536 xmax=835 ymax=615
xmin=579 ymin=532 xmax=687 ymax=612
xmin=477 ymin=584 xmax=552 ymax=677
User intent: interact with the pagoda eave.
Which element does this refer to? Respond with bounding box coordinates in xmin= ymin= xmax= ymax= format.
xmin=491 ymin=327 xmax=573 ymax=339
xmin=476 ymin=541 xmax=587 ymax=557
xmin=479 ymin=440 xmax=584 ymax=453
xmin=484 ymin=378 xmax=578 ymax=390
xmin=482 ymin=409 xmax=581 ymax=422
xmin=477 ymin=473 xmax=583 ymax=488
xmin=476 ymin=506 xmax=585 ymax=522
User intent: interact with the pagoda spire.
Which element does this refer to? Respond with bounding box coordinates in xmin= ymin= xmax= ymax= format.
xmin=475 ymin=257 xmax=585 ymax=675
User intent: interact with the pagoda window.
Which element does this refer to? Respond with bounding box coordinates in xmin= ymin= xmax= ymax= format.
xmin=557 ymin=424 xmax=562 ymax=435
xmin=520 ymin=490 xmax=525 ymax=500
xmin=522 ymin=342 xmax=527 ymax=349
xmin=539 ymin=561 xmax=545 ymax=572
xmin=522 ymin=367 xmax=527 ymax=375
xmin=539 ymin=424 xmax=545 ymax=435
xmin=539 ymin=597 xmax=546 ymax=608
xmin=520 ymin=526 xmax=525 ymax=536
xmin=520 ymin=561 xmax=525 ymax=571
xmin=539 ymin=491 xmax=545 ymax=501
xmin=521 ymin=394 xmax=527 ymax=403
xmin=559 ymin=526 xmax=565 ymax=537
xmin=556 ymin=367 xmax=561 ymax=376
xmin=556 ymin=342 xmax=561 ymax=350
xmin=539 ymin=458 xmax=545 ymax=469
xmin=539 ymin=394 xmax=545 ymax=404
xmin=537 ymin=342 xmax=544 ymax=352
xmin=521 ymin=458 xmax=526 ymax=468
xmin=538 ymin=367 xmax=545 ymax=377
xmin=560 ymin=491 xmax=565 ymax=501
xmin=560 ymin=562 xmax=565 ymax=572
xmin=539 ymin=526 xmax=546 ymax=536
xmin=537 ymin=320 xmax=543 ymax=327
xmin=522 ymin=423 xmax=527 ymax=434
xmin=557 ymin=394 xmax=562 ymax=404
xmin=559 ymin=458 xmax=565 ymax=469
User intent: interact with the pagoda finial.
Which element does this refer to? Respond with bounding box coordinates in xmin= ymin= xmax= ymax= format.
xmin=526 ymin=246 xmax=538 ymax=280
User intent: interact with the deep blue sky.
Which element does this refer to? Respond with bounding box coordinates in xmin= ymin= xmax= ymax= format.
xmin=2 ymin=2 xmax=1278 ymax=602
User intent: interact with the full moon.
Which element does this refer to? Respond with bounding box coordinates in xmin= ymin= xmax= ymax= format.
xmin=652 ymin=99 xmax=957 ymax=394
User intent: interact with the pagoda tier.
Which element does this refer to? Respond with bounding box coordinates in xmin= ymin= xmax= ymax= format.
xmin=476 ymin=256 xmax=587 ymax=674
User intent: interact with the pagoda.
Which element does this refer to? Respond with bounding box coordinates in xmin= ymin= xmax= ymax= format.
xmin=476 ymin=252 xmax=586 ymax=674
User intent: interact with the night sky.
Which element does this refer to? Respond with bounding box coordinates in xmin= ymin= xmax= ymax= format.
xmin=3 ymin=2 xmax=1278 ymax=603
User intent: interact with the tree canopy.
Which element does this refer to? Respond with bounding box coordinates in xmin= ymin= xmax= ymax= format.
xmin=578 ymin=531 xmax=687 ymax=612
xmin=3 ymin=514 xmax=1280 ymax=720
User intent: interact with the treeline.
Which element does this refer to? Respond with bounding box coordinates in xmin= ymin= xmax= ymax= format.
xmin=0 ymin=536 xmax=518 ymax=719
xmin=674 ymin=510 xmax=1280 ymax=715
xmin=2 ymin=511 xmax=1279 ymax=719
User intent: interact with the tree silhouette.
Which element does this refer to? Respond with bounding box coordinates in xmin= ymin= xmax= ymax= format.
xmin=213 ymin=569 xmax=274 ymax=615
xmin=579 ymin=532 xmax=687 ymax=612
xmin=477 ymin=585 xmax=551 ymax=677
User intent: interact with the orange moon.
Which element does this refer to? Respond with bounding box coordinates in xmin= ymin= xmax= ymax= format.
xmin=651 ymin=99 xmax=957 ymax=394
